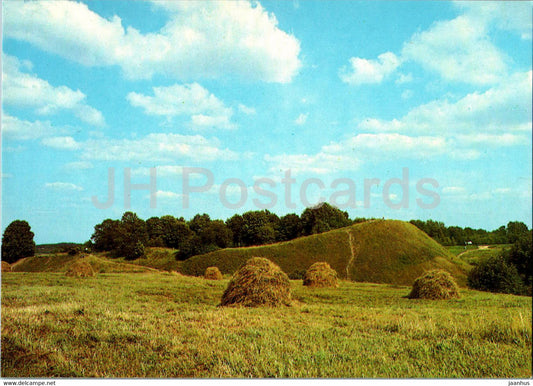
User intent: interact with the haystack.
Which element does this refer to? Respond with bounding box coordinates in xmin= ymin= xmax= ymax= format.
xmin=219 ymin=257 xmax=291 ymax=307
xmin=409 ymin=269 xmax=459 ymax=300
xmin=204 ymin=266 xmax=223 ymax=280
xmin=65 ymin=260 xmax=95 ymax=278
xmin=303 ymin=262 xmax=338 ymax=288
xmin=1 ymin=261 xmax=11 ymax=272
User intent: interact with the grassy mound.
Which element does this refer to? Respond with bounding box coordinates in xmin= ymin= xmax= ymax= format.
xmin=11 ymin=253 xmax=156 ymax=274
xmin=220 ymin=257 xmax=291 ymax=307
xmin=65 ymin=260 xmax=95 ymax=278
xmin=1 ymin=261 xmax=12 ymax=272
xmin=182 ymin=220 xmax=467 ymax=286
xmin=409 ymin=269 xmax=460 ymax=300
xmin=120 ymin=247 xmax=182 ymax=272
xmin=204 ymin=266 xmax=223 ymax=280
xmin=303 ymin=262 xmax=338 ymax=288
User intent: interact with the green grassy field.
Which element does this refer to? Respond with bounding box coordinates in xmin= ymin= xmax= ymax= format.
xmin=447 ymin=244 xmax=510 ymax=265
xmin=2 ymin=271 xmax=531 ymax=378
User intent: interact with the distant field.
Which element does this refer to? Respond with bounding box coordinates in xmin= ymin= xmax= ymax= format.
xmin=447 ymin=244 xmax=510 ymax=265
xmin=2 ymin=272 xmax=531 ymax=378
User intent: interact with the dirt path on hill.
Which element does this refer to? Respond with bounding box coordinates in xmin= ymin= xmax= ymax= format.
xmin=10 ymin=257 xmax=28 ymax=269
xmin=345 ymin=230 xmax=358 ymax=280
xmin=456 ymin=250 xmax=469 ymax=259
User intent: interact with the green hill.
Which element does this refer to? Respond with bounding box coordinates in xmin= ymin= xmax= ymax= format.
xmin=117 ymin=248 xmax=182 ymax=272
xmin=11 ymin=254 xmax=155 ymax=274
xmin=182 ymin=219 xmax=468 ymax=286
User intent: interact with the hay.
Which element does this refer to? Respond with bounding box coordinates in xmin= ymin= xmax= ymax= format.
xmin=65 ymin=260 xmax=95 ymax=278
xmin=204 ymin=266 xmax=223 ymax=280
xmin=409 ymin=269 xmax=460 ymax=300
xmin=220 ymin=257 xmax=291 ymax=307
xmin=303 ymin=262 xmax=339 ymax=288
xmin=1 ymin=261 xmax=11 ymax=272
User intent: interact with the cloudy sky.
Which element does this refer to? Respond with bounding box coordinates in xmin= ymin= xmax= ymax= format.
xmin=2 ymin=1 xmax=532 ymax=243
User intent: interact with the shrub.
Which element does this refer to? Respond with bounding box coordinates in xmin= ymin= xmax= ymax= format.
xmin=219 ymin=257 xmax=291 ymax=307
xmin=409 ymin=269 xmax=460 ymax=300
xmin=130 ymin=241 xmax=145 ymax=260
xmin=65 ymin=260 xmax=95 ymax=278
xmin=67 ymin=247 xmax=79 ymax=256
xmin=467 ymin=256 xmax=526 ymax=295
xmin=204 ymin=266 xmax=223 ymax=280
xmin=303 ymin=262 xmax=339 ymax=288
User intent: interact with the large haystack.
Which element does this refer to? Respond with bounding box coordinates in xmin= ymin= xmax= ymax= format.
xmin=409 ymin=269 xmax=460 ymax=300
xmin=204 ymin=266 xmax=223 ymax=280
xmin=219 ymin=257 xmax=291 ymax=307
xmin=303 ymin=262 xmax=338 ymax=288
xmin=1 ymin=261 xmax=11 ymax=272
xmin=65 ymin=260 xmax=95 ymax=278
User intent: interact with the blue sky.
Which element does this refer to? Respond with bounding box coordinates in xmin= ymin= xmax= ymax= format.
xmin=2 ymin=0 xmax=532 ymax=243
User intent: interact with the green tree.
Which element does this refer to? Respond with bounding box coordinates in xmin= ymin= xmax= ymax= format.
xmin=226 ymin=214 xmax=244 ymax=247
xmin=189 ymin=214 xmax=211 ymax=234
xmin=300 ymin=203 xmax=351 ymax=236
xmin=276 ymin=213 xmax=302 ymax=241
xmin=160 ymin=215 xmax=193 ymax=249
xmin=1 ymin=220 xmax=36 ymax=263
xmin=91 ymin=219 xmax=121 ymax=252
xmin=199 ymin=220 xmax=233 ymax=249
xmin=241 ymin=210 xmax=276 ymax=246
xmin=146 ymin=217 xmax=165 ymax=247
xmin=506 ymin=221 xmax=529 ymax=244
xmin=115 ymin=212 xmax=148 ymax=260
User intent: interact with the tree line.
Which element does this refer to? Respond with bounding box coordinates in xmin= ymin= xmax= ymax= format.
xmin=90 ymin=203 xmax=355 ymax=260
xmin=408 ymin=219 xmax=529 ymax=246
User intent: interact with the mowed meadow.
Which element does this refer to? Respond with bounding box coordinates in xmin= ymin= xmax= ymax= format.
xmin=1 ymin=271 xmax=531 ymax=378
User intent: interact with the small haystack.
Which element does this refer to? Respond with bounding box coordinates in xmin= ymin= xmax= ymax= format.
xmin=1 ymin=261 xmax=12 ymax=273
xmin=409 ymin=269 xmax=460 ymax=300
xmin=219 ymin=257 xmax=291 ymax=307
xmin=65 ymin=260 xmax=95 ymax=278
xmin=204 ymin=266 xmax=223 ymax=280
xmin=303 ymin=262 xmax=339 ymax=288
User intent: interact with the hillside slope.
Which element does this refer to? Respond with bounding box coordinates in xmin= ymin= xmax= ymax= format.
xmin=11 ymin=254 xmax=155 ymax=274
xmin=182 ymin=220 xmax=468 ymax=286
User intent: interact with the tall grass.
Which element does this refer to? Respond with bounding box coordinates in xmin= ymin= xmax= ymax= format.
xmin=2 ymin=272 xmax=530 ymax=378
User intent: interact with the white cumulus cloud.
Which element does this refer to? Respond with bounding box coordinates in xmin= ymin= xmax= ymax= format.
xmin=357 ymin=71 xmax=532 ymax=135
xmin=2 ymin=54 xmax=105 ymax=126
xmin=41 ymin=136 xmax=81 ymax=150
xmin=127 ymin=83 xmax=235 ymax=130
xmin=79 ymin=133 xmax=238 ymax=163
xmin=401 ymin=14 xmax=508 ymax=85
xmin=1 ymin=113 xmax=57 ymax=140
xmin=340 ymin=52 xmax=401 ymax=85
xmin=3 ymin=1 xmax=301 ymax=83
